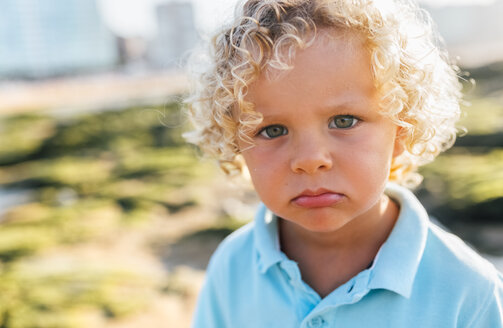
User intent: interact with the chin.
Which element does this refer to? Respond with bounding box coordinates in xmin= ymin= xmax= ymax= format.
xmin=297 ymin=216 xmax=351 ymax=233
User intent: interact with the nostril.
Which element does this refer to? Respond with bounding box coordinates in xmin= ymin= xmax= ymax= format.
xmin=290 ymin=154 xmax=333 ymax=174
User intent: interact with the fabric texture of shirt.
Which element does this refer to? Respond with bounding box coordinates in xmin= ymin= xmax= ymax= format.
xmin=192 ymin=183 xmax=503 ymax=327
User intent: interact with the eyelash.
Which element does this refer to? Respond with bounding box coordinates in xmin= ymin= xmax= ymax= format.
xmin=256 ymin=115 xmax=361 ymax=139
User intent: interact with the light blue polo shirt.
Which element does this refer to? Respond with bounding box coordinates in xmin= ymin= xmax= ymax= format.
xmin=192 ymin=184 xmax=503 ymax=327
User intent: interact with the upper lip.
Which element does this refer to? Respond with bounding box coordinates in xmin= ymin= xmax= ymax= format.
xmin=294 ymin=188 xmax=340 ymax=198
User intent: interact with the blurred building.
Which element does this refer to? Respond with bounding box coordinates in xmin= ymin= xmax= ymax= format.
xmin=148 ymin=2 xmax=198 ymax=70
xmin=117 ymin=36 xmax=150 ymax=73
xmin=0 ymin=0 xmax=118 ymax=79
xmin=425 ymin=0 xmax=503 ymax=67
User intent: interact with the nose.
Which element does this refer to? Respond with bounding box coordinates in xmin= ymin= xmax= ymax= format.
xmin=290 ymin=133 xmax=333 ymax=174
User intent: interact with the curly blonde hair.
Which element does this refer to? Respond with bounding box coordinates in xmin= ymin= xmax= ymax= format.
xmin=184 ymin=0 xmax=462 ymax=188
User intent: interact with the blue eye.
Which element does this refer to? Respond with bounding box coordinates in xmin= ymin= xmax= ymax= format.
xmin=329 ymin=115 xmax=359 ymax=129
xmin=259 ymin=125 xmax=288 ymax=139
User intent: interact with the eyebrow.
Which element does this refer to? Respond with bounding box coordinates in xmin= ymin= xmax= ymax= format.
xmin=321 ymin=93 xmax=374 ymax=111
xmin=262 ymin=101 xmax=370 ymax=115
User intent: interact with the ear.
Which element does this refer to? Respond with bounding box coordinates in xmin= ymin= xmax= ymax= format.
xmin=393 ymin=127 xmax=406 ymax=158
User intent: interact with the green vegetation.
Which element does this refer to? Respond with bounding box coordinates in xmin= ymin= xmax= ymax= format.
xmin=419 ymin=91 xmax=503 ymax=225
xmin=459 ymin=97 xmax=503 ymax=134
xmin=0 ymin=266 xmax=154 ymax=328
xmin=0 ymin=101 xmax=215 ymax=327
xmin=421 ymin=149 xmax=503 ymax=206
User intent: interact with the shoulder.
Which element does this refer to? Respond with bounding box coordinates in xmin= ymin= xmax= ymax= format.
xmin=418 ymin=221 xmax=503 ymax=325
xmin=405 ymin=219 xmax=503 ymax=326
xmin=205 ymin=221 xmax=256 ymax=277
xmin=423 ymin=221 xmax=499 ymax=284
xmin=192 ymin=223 xmax=257 ymax=328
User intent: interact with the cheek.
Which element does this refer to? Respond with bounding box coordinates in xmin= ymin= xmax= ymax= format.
xmin=243 ymin=143 xmax=286 ymax=170
xmin=340 ymin=131 xmax=395 ymax=179
xmin=341 ymin=152 xmax=390 ymax=188
xmin=243 ymin=149 xmax=279 ymax=185
xmin=246 ymin=164 xmax=282 ymax=207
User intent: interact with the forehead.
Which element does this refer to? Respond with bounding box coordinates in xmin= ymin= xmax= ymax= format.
xmin=246 ymin=29 xmax=376 ymax=112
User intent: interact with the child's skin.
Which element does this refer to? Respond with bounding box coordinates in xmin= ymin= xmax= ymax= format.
xmin=239 ymin=29 xmax=404 ymax=297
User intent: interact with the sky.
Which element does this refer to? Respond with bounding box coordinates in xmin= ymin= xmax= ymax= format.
xmin=97 ymin=0 xmax=498 ymax=38
xmin=97 ymin=0 xmax=238 ymax=37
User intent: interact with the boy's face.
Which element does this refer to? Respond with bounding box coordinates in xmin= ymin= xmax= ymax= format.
xmin=239 ymin=31 xmax=402 ymax=234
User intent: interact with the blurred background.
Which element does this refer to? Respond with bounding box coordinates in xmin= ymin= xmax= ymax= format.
xmin=0 ymin=0 xmax=502 ymax=327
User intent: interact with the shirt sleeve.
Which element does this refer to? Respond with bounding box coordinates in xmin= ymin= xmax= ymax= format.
xmin=466 ymin=272 xmax=503 ymax=328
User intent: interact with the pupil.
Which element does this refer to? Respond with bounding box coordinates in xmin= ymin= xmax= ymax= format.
xmin=337 ymin=118 xmax=352 ymax=128
xmin=268 ymin=126 xmax=281 ymax=136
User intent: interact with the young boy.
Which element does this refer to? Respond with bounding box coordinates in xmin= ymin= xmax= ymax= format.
xmin=185 ymin=0 xmax=503 ymax=327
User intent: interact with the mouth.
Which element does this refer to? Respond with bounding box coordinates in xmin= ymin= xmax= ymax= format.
xmin=292 ymin=188 xmax=344 ymax=208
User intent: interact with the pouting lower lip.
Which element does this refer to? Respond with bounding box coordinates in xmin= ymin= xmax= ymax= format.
xmin=292 ymin=192 xmax=344 ymax=208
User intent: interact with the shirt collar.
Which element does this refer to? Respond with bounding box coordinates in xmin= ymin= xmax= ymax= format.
xmin=253 ymin=183 xmax=429 ymax=297
xmin=254 ymin=203 xmax=285 ymax=273
xmin=368 ymin=183 xmax=429 ymax=298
